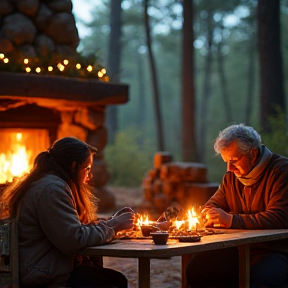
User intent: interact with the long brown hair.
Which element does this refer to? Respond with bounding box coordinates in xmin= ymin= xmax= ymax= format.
xmin=0 ymin=137 xmax=98 ymax=224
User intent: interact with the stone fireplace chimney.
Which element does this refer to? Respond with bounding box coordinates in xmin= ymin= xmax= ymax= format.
xmin=0 ymin=0 xmax=129 ymax=212
xmin=0 ymin=0 xmax=79 ymax=59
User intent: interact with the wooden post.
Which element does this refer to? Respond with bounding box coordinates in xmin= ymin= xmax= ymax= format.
xmin=238 ymin=244 xmax=250 ymax=288
xmin=182 ymin=253 xmax=193 ymax=288
xmin=138 ymin=257 xmax=150 ymax=288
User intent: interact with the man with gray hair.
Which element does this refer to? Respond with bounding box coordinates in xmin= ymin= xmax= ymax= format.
xmin=186 ymin=123 xmax=288 ymax=288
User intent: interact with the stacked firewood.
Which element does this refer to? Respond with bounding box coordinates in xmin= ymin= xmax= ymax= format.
xmin=140 ymin=152 xmax=219 ymax=215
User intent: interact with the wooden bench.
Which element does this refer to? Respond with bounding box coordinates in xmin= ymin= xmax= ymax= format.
xmin=0 ymin=217 xmax=19 ymax=287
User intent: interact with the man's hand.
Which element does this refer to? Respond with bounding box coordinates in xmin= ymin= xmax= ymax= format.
xmin=201 ymin=207 xmax=233 ymax=228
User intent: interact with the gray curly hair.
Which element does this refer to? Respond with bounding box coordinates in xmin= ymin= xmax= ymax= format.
xmin=214 ymin=124 xmax=262 ymax=154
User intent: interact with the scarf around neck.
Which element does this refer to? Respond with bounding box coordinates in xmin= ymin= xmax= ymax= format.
xmin=237 ymin=145 xmax=273 ymax=186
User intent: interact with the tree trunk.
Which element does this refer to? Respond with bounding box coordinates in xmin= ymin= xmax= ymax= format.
xmin=198 ymin=9 xmax=213 ymax=163
xmin=257 ymin=0 xmax=285 ymax=132
xmin=144 ymin=0 xmax=164 ymax=151
xmin=181 ymin=0 xmax=197 ymax=162
xmin=216 ymin=39 xmax=232 ymax=124
xmin=137 ymin=51 xmax=145 ymax=147
xmin=106 ymin=0 xmax=122 ymax=144
xmin=245 ymin=37 xmax=256 ymax=125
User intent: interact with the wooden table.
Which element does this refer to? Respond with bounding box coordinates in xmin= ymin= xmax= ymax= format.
xmin=80 ymin=229 xmax=288 ymax=288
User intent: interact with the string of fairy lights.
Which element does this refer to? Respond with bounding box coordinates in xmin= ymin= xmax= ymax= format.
xmin=0 ymin=52 xmax=109 ymax=81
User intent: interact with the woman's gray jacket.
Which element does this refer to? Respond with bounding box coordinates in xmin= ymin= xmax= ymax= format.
xmin=18 ymin=174 xmax=115 ymax=287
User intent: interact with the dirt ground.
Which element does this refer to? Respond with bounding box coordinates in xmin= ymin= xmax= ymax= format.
xmin=100 ymin=187 xmax=182 ymax=288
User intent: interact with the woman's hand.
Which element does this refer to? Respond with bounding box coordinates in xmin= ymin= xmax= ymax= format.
xmin=112 ymin=207 xmax=137 ymax=217
xmin=201 ymin=207 xmax=233 ymax=228
xmin=108 ymin=209 xmax=137 ymax=233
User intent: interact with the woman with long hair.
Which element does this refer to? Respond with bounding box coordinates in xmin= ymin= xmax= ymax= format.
xmin=0 ymin=137 xmax=136 ymax=288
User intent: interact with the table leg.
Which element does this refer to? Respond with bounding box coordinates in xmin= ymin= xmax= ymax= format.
xmin=138 ymin=257 xmax=150 ymax=288
xmin=238 ymin=244 xmax=250 ymax=288
xmin=181 ymin=254 xmax=193 ymax=288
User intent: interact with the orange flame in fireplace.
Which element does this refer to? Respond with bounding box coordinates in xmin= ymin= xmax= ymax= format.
xmin=0 ymin=133 xmax=32 ymax=183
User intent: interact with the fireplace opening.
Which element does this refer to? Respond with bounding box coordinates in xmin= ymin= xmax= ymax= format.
xmin=0 ymin=128 xmax=50 ymax=183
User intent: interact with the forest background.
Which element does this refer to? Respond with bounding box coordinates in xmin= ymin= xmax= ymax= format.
xmin=72 ymin=0 xmax=288 ymax=187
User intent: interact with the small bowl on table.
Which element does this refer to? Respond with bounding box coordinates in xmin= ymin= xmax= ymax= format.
xmin=150 ymin=231 xmax=169 ymax=245
xmin=140 ymin=225 xmax=158 ymax=237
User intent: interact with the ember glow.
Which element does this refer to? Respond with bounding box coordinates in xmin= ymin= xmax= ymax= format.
xmin=0 ymin=133 xmax=32 ymax=183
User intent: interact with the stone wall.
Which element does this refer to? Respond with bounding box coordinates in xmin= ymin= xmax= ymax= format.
xmin=57 ymin=107 xmax=115 ymax=212
xmin=0 ymin=0 xmax=79 ymax=59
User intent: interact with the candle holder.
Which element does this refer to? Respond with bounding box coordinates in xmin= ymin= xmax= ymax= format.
xmin=151 ymin=231 xmax=169 ymax=245
xmin=140 ymin=225 xmax=158 ymax=237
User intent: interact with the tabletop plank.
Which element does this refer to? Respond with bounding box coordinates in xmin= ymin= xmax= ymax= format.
xmin=79 ymin=229 xmax=288 ymax=288
xmin=80 ymin=229 xmax=288 ymax=258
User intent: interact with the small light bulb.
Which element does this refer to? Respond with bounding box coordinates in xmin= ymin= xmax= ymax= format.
xmin=98 ymin=71 xmax=103 ymax=77
xmin=76 ymin=63 xmax=81 ymax=69
xmin=3 ymin=58 xmax=9 ymax=63
xmin=48 ymin=66 xmax=53 ymax=71
xmin=35 ymin=67 xmax=41 ymax=73
xmin=26 ymin=67 xmax=31 ymax=73
xmin=87 ymin=65 xmax=93 ymax=72
xmin=0 ymin=53 xmax=5 ymax=59
xmin=24 ymin=58 xmax=29 ymax=64
xmin=63 ymin=59 xmax=69 ymax=65
xmin=57 ymin=63 xmax=64 ymax=71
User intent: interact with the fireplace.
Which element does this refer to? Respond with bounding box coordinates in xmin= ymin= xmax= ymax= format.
xmin=0 ymin=0 xmax=129 ymax=211
xmin=0 ymin=71 xmax=129 ymax=211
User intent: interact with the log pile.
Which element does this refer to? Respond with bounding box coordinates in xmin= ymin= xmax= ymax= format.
xmin=140 ymin=152 xmax=219 ymax=216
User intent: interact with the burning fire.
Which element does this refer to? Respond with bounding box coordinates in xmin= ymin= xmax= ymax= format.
xmin=137 ymin=215 xmax=153 ymax=227
xmin=135 ymin=207 xmax=201 ymax=234
xmin=0 ymin=133 xmax=32 ymax=183
xmin=174 ymin=207 xmax=200 ymax=231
